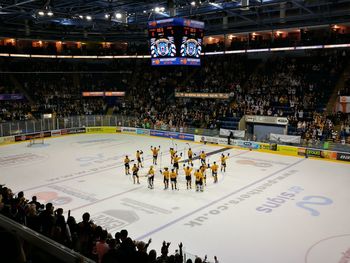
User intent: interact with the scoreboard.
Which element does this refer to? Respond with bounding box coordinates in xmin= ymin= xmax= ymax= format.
xmin=148 ymin=18 xmax=204 ymax=66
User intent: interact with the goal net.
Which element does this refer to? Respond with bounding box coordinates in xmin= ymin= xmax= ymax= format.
xmin=28 ymin=134 xmax=45 ymax=147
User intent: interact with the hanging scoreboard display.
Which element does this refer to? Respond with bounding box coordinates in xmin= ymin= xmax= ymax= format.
xmin=148 ymin=18 xmax=204 ymax=66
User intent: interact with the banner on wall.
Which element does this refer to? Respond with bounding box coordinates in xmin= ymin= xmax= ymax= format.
xmin=219 ymin=129 xmax=245 ymax=138
xmin=0 ymin=136 xmax=15 ymax=145
xmin=121 ymin=127 xmax=137 ymax=134
xmin=233 ymin=140 xmax=260 ymax=149
xmin=150 ymin=130 xmax=194 ymax=141
xmin=270 ymin=133 xmax=301 ymax=144
xmin=137 ymin=129 xmax=151 ymax=136
xmin=14 ymin=131 xmax=51 ymax=141
xmin=337 ymin=152 xmax=350 ymax=162
xmin=245 ymin=115 xmax=288 ymax=125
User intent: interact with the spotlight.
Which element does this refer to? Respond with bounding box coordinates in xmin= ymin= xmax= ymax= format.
xmin=155 ymin=7 xmax=160 ymax=12
xmin=86 ymin=15 xmax=92 ymax=20
xmin=115 ymin=13 xmax=122 ymax=19
xmin=38 ymin=11 xmax=45 ymax=16
xmin=191 ymin=1 xmax=196 ymax=6
xmin=47 ymin=11 xmax=53 ymax=16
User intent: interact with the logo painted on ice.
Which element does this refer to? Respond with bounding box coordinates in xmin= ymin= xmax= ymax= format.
xmin=296 ymin=196 xmax=333 ymax=216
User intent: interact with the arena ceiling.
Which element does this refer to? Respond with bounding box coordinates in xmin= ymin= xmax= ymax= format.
xmin=0 ymin=0 xmax=349 ymax=41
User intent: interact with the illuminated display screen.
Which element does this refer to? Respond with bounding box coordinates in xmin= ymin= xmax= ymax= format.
xmin=148 ymin=18 xmax=204 ymax=66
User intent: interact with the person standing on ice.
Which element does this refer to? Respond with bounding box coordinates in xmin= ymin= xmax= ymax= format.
xmin=151 ymin=146 xmax=160 ymax=165
xmin=173 ymin=154 xmax=182 ymax=173
xmin=147 ymin=165 xmax=155 ymax=189
xmin=199 ymin=151 xmax=206 ymax=165
xmin=194 ymin=169 xmax=204 ymax=192
xmin=184 ymin=166 xmax=193 ymax=189
xmin=160 ymin=167 xmax=170 ymax=190
xmin=211 ymin=161 xmax=219 ymax=183
xmin=170 ymin=148 xmax=177 ymax=164
xmin=132 ymin=164 xmax=140 ymax=184
xmin=136 ymin=150 xmax=143 ymax=168
xmin=220 ymin=153 xmax=229 ymax=172
xmin=170 ymin=169 xmax=178 ymax=190
xmin=124 ymin=155 xmax=131 ymax=175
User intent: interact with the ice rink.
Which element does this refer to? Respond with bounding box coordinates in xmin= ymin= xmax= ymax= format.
xmin=1 ymin=133 xmax=350 ymax=263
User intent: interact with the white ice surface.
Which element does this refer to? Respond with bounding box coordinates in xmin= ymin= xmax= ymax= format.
xmin=1 ymin=133 xmax=350 ymax=263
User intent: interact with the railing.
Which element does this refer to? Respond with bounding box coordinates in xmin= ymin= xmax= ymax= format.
xmin=0 ymin=214 xmax=94 ymax=263
xmin=1 ymin=115 xmax=349 ymax=153
xmin=0 ymin=115 xmax=219 ymax=138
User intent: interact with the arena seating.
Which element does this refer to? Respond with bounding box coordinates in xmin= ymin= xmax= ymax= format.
xmin=0 ymin=49 xmax=349 ymax=143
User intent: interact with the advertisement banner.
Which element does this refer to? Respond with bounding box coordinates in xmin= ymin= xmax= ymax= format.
xmin=245 ymin=115 xmax=288 ymax=125
xmin=175 ymin=92 xmax=230 ymax=99
xmin=137 ymin=129 xmax=151 ymax=136
xmin=0 ymin=94 xmax=24 ymax=101
xmin=270 ymin=133 xmax=301 ymax=144
xmin=220 ymin=129 xmax=245 ymax=138
xmin=323 ymin=151 xmax=337 ymax=160
xmin=306 ymin=149 xmax=323 ymax=158
xmin=0 ymin=136 xmax=15 ymax=145
xmin=14 ymin=131 xmax=51 ymax=141
xmin=233 ymin=140 xmax=260 ymax=149
xmin=277 ymin=145 xmax=298 ymax=155
xmin=121 ymin=127 xmax=137 ymax=134
xmin=337 ymin=152 xmax=350 ymax=162
xmin=150 ymin=130 xmax=167 ymax=137
xmin=86 ymin=127 xmax=118 ymax=133
xmin=51 ymin=130 xmax=61 ymax=136
xmin=178 ymin=133 xmax=195 ymax=141
xmin=67 ymin=127 xmax=86 ymax=134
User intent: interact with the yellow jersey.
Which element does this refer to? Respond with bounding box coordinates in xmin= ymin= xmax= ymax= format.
xmin=174 ymin=156 xmax=181 ymax=164
xmin=194 ymin=171 xmax=203 ymax=181
xmin=184 ymin=167 xmax=193 ymax=176
xmin=148 ymin=168 xmax=155 ymax=176
xmin=211 ymin=164 xmax=219 ymax=172
xmin=152 ymin=148 xmax=159 ymax=156
xmin=163 ymin=170 xmax=170 ymax=179
xmin=188 ymin=149 xmax=193 ymax=157
xmin=221 ymin=156 xmax=228 ymax=164
xmin=200 ymin=152 xmax=206 ymax=160
xmin=124 ymin=157 xmax=130 ymax=164
xmin=170 ymin=171 xmax=177 ymax=179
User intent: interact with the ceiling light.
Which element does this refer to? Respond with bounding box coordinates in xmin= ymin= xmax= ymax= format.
xmin=38 ymin=11 xmax=45 ymax=16
xmin=86 ymin=15 xmax=92 ymax=20
xmin=155 ymin=7 xmax=160 ymax=12
xmin=191 ymin=1 xmax=196 ymax=6
xmin=47 ymin=11 xmax=53 ymax=16
xmin=116 ymin=13 xmax=122 ymax=19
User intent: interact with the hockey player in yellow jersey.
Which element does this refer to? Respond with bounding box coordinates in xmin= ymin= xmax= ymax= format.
xmin=151 ymin=146 xmax=160 ymax=165
xmin=187 ymin=148 xmax=193 ymax=165
xmin=132 ymin=164 xmax=140 ymax=184
xmin=124 ymin=155 xmax=131 ymax=175
xmin=194 ymin=169 xmax=204 ymax=192
xmin=170 ymin=169 xmax=178 ymax=190
xmin=173 ymin=154 xmax=182 ymax=173
xmin=220 ymin=153 xmax=229 ymax=172
xmin=136 ymin=150 xmax=143 ymax=168
xmin=211 ymin=161 xmax=219 ymax=183
xmin=183 ymin=166 xmax=193 ymax=189
xmin=200 ymin=164 xmax=209 ymax=186
xmin=147 ymin=166 xmax=155 ymax=189
xmin=160 ymin=167 xmax=170 ymax=190
xmin=170 ymin=148 xmax=177 ymax=164
xmin=199 ymin=151 xmax=206 ymax=165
